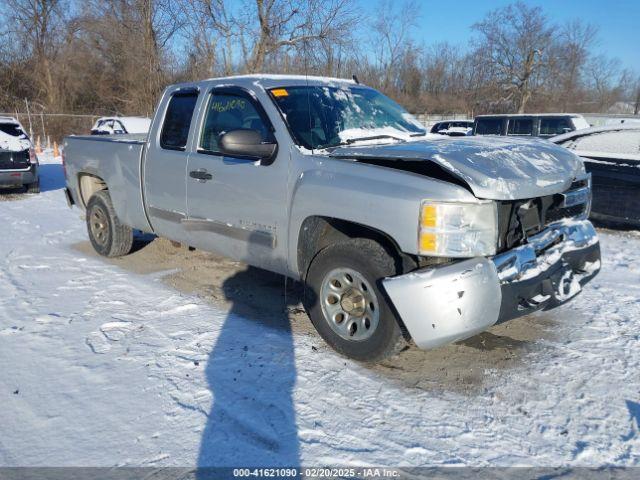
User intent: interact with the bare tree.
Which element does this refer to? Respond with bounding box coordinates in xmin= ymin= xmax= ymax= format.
xmin=585 ymin=54 xmax=624 ymax=112
xmin=472 ymin=1 xmax=555 ymax=113
xmin=178 ymin=0 xmax=357 ymax=75
xmin=179 ymin=0 xmax=235 ymax=75
xmin=77 ymin=0 xmax=182 ymax=114
xmin=370 ymin=0 xmax=419 ymax=91
xmin=553 ymin=20 xmax=598 ymax=111
xmin=1 ymin=0 xmax=68 ymax=110
xmin=249 ymin=0 xmax=351 ymax=72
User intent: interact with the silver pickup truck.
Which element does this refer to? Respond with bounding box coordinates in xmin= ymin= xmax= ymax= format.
xmin=63 ymin=75 xmax=601 ymax=361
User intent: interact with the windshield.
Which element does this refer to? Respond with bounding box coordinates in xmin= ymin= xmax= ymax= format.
xmin=269 ymin=86 xmax=425 ymax=149
xmin=0 ymin=123 xmax=26 ymax=138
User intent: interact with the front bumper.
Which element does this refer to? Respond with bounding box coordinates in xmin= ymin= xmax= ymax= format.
xmin=382 ymin=219 xmax=601 ymax=350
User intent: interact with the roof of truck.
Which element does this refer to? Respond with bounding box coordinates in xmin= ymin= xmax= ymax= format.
xmin=201 ymin=74 xmax=357 ymax=89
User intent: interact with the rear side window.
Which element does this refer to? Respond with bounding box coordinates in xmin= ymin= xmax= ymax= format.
xmin=507 ymin=118 xmax=533 ymax=136
xmin=113 ymin=120 xmax=126 ymax=134
xmin=475 ymin=118 xmax=503 ymax=135
xmin=540 ymin=117 xmax=572 ymax=136
xmin=160 ymin=91 xmax=199 ymax=150
xmin=199 ymin=93 xmax=271 ymax=154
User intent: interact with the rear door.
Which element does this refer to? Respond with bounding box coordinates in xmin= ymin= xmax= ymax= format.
xmin=143 ymin=88 xmax=199 ymax=243
xmin=185 ymin=86 xmax=288 ymax=273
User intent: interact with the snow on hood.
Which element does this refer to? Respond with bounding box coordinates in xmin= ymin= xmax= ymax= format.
xmin=329 ymin=135 xmax=584 ymax=200
xmin=0 ymin=130 xmax=31 ymax=152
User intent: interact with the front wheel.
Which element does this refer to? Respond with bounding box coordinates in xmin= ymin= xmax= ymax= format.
xmin=305 ymin=238 xmax=406 ymax=362
xmin=86 ymin=190 xmax=133 ymax=257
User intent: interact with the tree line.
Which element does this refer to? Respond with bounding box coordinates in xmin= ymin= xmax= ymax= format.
xmin=1 ymin=0 xmax=638 ymax=133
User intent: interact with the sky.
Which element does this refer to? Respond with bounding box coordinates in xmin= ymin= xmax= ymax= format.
xmin=358 ymin=0 xmax=639 ymax=74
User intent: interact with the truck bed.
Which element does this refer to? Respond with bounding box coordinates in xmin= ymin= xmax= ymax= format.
xmin=63 ymin=135 xmax=152 ymax=232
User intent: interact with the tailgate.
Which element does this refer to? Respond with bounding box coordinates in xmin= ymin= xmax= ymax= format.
xmin=0 ymin=149 xmax=30 ymax=170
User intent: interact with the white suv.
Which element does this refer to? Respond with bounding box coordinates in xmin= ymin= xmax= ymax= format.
xmin=0 ymin=117 xmax=39 ymax=193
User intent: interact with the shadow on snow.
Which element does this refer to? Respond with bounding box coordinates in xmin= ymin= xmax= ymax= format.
xmin=197 ymin=235 xmax=300 ymax=474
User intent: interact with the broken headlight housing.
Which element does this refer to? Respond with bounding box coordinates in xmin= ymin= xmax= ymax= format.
xmin=418 ymin=200 xmax=498 ymax=257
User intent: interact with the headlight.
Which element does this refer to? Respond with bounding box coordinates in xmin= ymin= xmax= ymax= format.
xmin=418 ymin=201 xmax=498 ymax=257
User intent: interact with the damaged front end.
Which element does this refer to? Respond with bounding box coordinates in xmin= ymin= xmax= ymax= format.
xmin=382 ymin=218 xmax=600 ymax=350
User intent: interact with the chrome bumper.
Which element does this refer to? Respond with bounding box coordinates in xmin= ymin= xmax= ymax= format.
xmin=383 ymin=219 xmax=601 ymax=350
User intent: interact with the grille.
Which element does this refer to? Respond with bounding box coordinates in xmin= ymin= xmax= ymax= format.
xmin=497 ymin=186 xmax=588 ymax=253
xmin=545 ymin=204 xmax=586 ymax=224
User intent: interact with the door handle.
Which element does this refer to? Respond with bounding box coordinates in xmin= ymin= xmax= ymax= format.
xmin=189 ymin=169 xmax=213 ymax=181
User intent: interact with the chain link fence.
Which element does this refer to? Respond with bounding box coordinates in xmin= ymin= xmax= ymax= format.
xmin=415 ymin=113 xmax=472 ymax=129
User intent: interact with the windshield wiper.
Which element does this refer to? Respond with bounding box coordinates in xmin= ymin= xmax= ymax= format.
xmin=314 ymin=131 xmax=426 ymax=150
xmin=345 ymin=134 xmax=407 ymax=145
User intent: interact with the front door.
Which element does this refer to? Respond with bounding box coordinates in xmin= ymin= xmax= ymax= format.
xmin=185 ymin=88 xmax=288 ymax=273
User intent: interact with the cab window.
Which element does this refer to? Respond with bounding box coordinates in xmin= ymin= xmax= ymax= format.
xmin=475 ymin=118 xmax=503 ymax=135
xmin=160 ymin=91 xmax=199 ymax=150
xmin=507 ymin=118 xmax=533 ymax=136
xmin=199 ymin=93 xmax=270 ymax=154
xmin=539 ymin=117 xmax=572 ymax=136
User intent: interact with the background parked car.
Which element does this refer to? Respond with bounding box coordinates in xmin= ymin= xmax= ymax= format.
xmin=474 ymin=114 xmax=591 ymax=137
xmin=430 ymin=120 xmax=474 ymax=136
xmin=550 ymin=125 xmax=640 ymax=228
xmin=0 ymin=116 xmax=39 ymax=193
xmin=90 ymin=116 xmax=152 ymax=135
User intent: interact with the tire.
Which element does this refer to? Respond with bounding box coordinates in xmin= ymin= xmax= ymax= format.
xmin=86 ymin=190 xmax=133 ymax=257
xmin=305 ymin=238 xmax=406 ymax=362
xmin=26 ymin=179 xmax=40 ymax=194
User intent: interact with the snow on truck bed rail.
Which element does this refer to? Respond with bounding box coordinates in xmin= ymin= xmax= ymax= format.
xmin=0 ymin=152 xmax=639 ymax=468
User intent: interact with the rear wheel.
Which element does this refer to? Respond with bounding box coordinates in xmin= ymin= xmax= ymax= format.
xmin=86 ymin=190 xmax=133 ymax=257
xmin=26 ymin=179 xmax=40 ymax=194
xmin=305 ymin=238 xmax=406 ymax=362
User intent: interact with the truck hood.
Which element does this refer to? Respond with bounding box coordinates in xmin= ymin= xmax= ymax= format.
xmin=329 ymin=135 xmax=584 ymax=200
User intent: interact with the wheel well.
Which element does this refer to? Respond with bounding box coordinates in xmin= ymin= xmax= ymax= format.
xmin=78 ymin=173 xmax=107 ymax=207
xmin=297 ymin=216 xmax=416 ymax=280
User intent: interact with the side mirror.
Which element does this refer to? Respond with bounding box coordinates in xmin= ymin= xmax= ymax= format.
xmin=219 ymin=129 xmax=277 ymax=160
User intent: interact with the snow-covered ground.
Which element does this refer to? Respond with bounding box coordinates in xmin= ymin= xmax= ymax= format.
xmin=1 ymin=153 xmax=639 ymax=467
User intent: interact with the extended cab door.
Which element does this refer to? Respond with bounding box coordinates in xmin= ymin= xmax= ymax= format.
xmin=143 ymin=88 xmax=199 ymax=244
xmin=185 ymin=86 xmax=288 ymax=273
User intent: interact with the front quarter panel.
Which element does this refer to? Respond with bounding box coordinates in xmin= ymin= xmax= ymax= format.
xmin=287 ymin=151 xmax=478 ymax=277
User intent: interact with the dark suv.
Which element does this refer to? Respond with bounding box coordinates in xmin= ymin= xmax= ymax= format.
xmin=474 ymin=114 xmax=590 ymax=138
